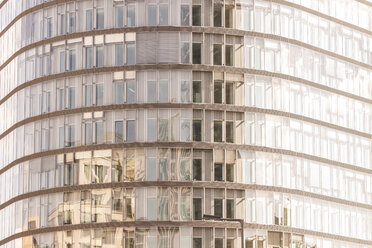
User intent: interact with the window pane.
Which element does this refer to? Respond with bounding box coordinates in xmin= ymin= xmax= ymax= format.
xmin=115 ymin=121 xmax=123 ymax=143
xmin=96 ymin=84 xmax=104 ymax=106
xmin=213 ymin=44 xmax=222 ymax=65
xmin=126 ymin=120 xmax=135 ymax=142
xmin=181 ymin=120 xmax=190 ymax=141
xmin=147 ymin=198 xmax=156 ymax=220
xmin=192 ymin=159 xmax=202 ymax=181
xmin=147 ymin=119 xmax=157 ymax=141
xmin=226 ymin=199 xmax=234 ymax=218
xmin=126 ymin=80 xmax=135 ymax=103
xmin=225 ymin=6 xmax=233 ymax=28
xmin=59 ymin=14 xmax=65 ymax=35
xmin=181 ymin=5 xmax=190 ymax=26
xmin=126 ymin=44 xmax=135 ymax=65
xmin=146 ymin=158 xmax=156 ymax=181
xmin=147 ymin=5 xmax=156 ymax=26
xmin=181 ymin=81 xmax=190 ymax=103
xmin=68 ymin=50 xmax=76 ymax=70
xmin=96 ymin=47 xmax=103 ymax=67
xmin=95 ymin=122 xmax=103 ymax=144
xmin=85 ymin=85 xmax=93 ymax=106
xmin=215 ymin=238 xmax=223 ymax=248
xmin=193 ymin=120 xmax=202 ymax=141
xmin=214 ymin=4 xmax=222 ymax=27
xmin=226 ymin=82 xmax=234 ymax=104
xmin=127 ymin=5 xmax=136 ymax=27
xmin=192 ymin=81 xmax=202 ymax=103
xmin=115 ymin=44 xmax=124 ymax=66
xmin=214 ymin=199 xmax=223 ymax=217
xmin=60 ymin=51 xmax=65 ymax=72
xmin=180 ymin=159 xmax=190 ymax=181
xmin=147 ymin=81 xmax=156 ymax=102
xmin=68 ymin=12 xmax=75 ymax=33
xmin=226 ymin=164 xmax=234 ymax=182
xmin=112 ymin=150 xmax=123 ymax=182
xmin=68 ymin=87 xmax=75 ymax=108
xmin=86 ymin=10 xmax=93 ymax=30
xmin=158 ymin=196 xmax=168 ymax=220
xmin=181 ymin=43 xmax=190 ymax=64
xmin=226 ymin=121 xmax=234 ymax=143
xmin=96 ymin=8 xmax=104 ymax=29
xmin=192 ymin=5 xmax=201 ymax=26
xmin=115 ymin=82 xmax=124 ymax=104
xmin=159 ymin=4 xmax=168 ymax=26
xmin=86 ymin=47 xmax=93 ymax=68
xmin=115 ymin=6 xmax=124 ymax=28
xmin=214 ymin=81 xmax=223 ymax=103
xmin=214 ymin=121 xmax=222 ymax=142
xmin=159 ymin=119 xmax=169 ymax=141
xmin=193 ymin=238 xmax=202 ymax=248
xmin=225 ymin=45 xmax=233 ymax=66
xmin=159 ymin=158 xmax=169 ymax=181
xmin=193 ymin=198 xmax=202 ymax=220
xmin=159 ymin=80 xmax=168 ymax=102
xmin=192 ymin=43 xmax=201 ymax=64
xmin=214 ymin=163 xmax=223 ymax=181
xmin=59 ymin=127 xmax=64 ymax=148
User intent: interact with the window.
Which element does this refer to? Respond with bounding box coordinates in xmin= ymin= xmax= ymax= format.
xmin=59 ymin=14 xmax=65 ymax=35
xmin=59 ymin=127 xmax=64 ymax=148
xmin=193 ymin=159 xmax=202 ymax=181
xmin=192 ymin=43 xmax=201 ymax=64
xmin=46 ymin=18 xmax=52 ymax=38
xmin=66 ymin=125 xmax=75 ymax=147
xmin=181 ymin=42 xmax=190 ymax=64
xmin=126 ymin=80 xmax=135 ymax=103
xmin=159 ymin=158 xmax=169 ymax=181
xmin=214 ymin=163 xmax=223 ymax=181
xmin=193 ymin=198 xmax=202 ymax=220
xmin=85 ymin=85 xmax=93 ymax=106
xmin=60 ymin=51 xmax=65 ymax=72
xmin=115 ymin=44 xmax=124 ymax=66
xmin=58 ymin=89 xmax=65 ymax=110
xmin=95 ymin=122 xmax=103 ymax=144
xmin=159 ymin=119 xmax=169 ymax=141
xmin=126 ymin=43 xmax=135 ymax=65
xmin=96 ymin=47 xmax=103 ymax=67
xmin=181 ymin=120 xmax=191 ymax=141
xmin=85 ymin=47 xmax=93 ymax=68
xmin=225 ymin=45 xmax=233 ymax=66
xmin=115 ymin=121 xmax=123 ymax=143
xmin=86 ymin=9 xmax=93 ymax=31
xmin=225 ymin=6 xmax=233 ymax=28
xmin=96 ymin=84 xmax=104 ymax=106
xmin=214 ymin=199 xmax=223 ymax=217
xmin=214 ymin=4 xmax=222 ymax=27
xmin=147 ymin=119 xmax=157 ymax=141
xmin=193 ymin=120 xmax=202 ymax=141
xmin=181 ymin=5 xmax=190 ymax=26
xmin=226 ymin=82 xmax=234 ymax=104
xmin=226 ymin=199 xmax=234 ymax=218
xmin=96 ymin=8 xmax=104 ymax=29
xmin=181 ymin=81 xmax=190 ymax=103
xmin=226 ymin=121 xmax=234 ymax=143
xmin=67 ymin=87 xmax=75 ymax=109
xmin=127 ymin=5 xmax=136 ymax=27
xmin=146 ymin=158 xmax=156 ymax=181
xmin=214 ymin=81 xmax=223 ymax=103
xmin=67 ymin=50 xmax=76 ymax=71
xmin=126 ymin=120 xmax=135 ymax=142
xmin=159 ymin=4 xmax=168 ymax=26
xmin=214 ymin=121 xmax=223 ymax=142
xmin=213 ymin=44 xmax=222 ymax=65
xmin=115 ymin=6 xmax=124 ymax=28
xmin=159 ymin=80 xmax=168 ymax=102
xmin=192 ymin=5 xmax=201 ymax=26
xmin=226 ymin=164 xmax=234 ymax=182
xmin=85 ymin=123 xmax=92 ymax=145
xmin=147 ymin=5 xmax=156 ymax=26
xmin=192 ymin=81 xmax=202 ymax=102
xmin=67 ymin=12 xmax=75 ymax=33
xmin=115 ymin=82 xmax=124 ymax=104
xmin=147 ymin=81 xmax=156 ymax=102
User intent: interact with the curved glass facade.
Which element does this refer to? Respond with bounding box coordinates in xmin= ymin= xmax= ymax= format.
xmin=0 ymin=0 xmax=372 ymax=248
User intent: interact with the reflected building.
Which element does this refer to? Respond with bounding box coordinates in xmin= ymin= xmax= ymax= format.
xmin=0 ymin=0 xmax=372 ymax=248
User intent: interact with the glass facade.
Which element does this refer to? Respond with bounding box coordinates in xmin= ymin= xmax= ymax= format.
xmin=0 ymin=0 xmax=372 ymax=248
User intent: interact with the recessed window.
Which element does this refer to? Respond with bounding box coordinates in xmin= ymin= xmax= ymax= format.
xmin=214 ymin=163 xmax=223 ymax=181
xmin=193 ymin=120 xmax=202 ymax=141
xmin=115 ymin=6 xmax=124 ymax=28
xmin=115 ymin=121 xmax=123 ymax=143
xmin=96 ymin=8 xmax=104 ymax=29
xmin=226 ymin=82 xmax=234 ymax=104
xmin=147 ymin=5 xmax=157 ymax=26
xmin=214 ymin=121 xmax=223 ymax=142
xmin=159 ymin=4 xmax=168 ymax=26
xmin=193 ymin=81 xmax=202 ymax=103
xmin=126 ymin=80 xmax=135 ymax=103
xmin=226 ymin=199 xmax=234 ymax=218
xmin=226 ymin=121 xmax=234 ymax=143
xmin=192 ymin=5 xmax=201 ymax=26
xmin=226 ymin=163 xmax=234 ymax=182
xmin=193 ymin=159 xmax=202 ymax=181
xmin=213 ymin=44 xmax=222 ymax=65
xmin=225 ymin=6 xmax=233 ymax=28
xmin=214 ymin=199 xmax=223 ymax=217
xmin=181 ymin=5 xmax=190 ymax=26
xmin=225 ymin=45 xmax=233 ymax=66
xmin=214 ymin=81 xmax=223 ymax=104
xmin=192 ymin=43 xmax=201 ymax=64
xmin=193 ymin=198 xmax=202 ymax=220
xmin=214 ymin=4 xmax=222 ymax=27
xmin=115 ymin=44 xmax=124 ymax=66
xmin=127 ymin=5 xmax=136 ymax=27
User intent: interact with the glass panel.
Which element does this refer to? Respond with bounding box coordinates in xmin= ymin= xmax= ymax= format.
xmin=214 ymin=121 xmax=223 ymax=142
xmin=225 ymin=45 xmax=233 ymax=66
xmin=213 ymin=44 xmax=222 ymax=65
xmin=159 ymin=80 xmax=169 ymax=102
xmin=193 ymin=198 xmax=202 ymax=220
xmin=59 ymin=14 xmax=65 ymax=35
xmin=179 ymin=159 xmax=190 ymax=180
xmin=214 ymin=4 xmax=222 ymax=27
xmin=215 ymin=238 xmax=223 ymax=248
xmin=159 ymin=4 xmax=168 ymax=26
xmin=126 ymin=44 xmax=135 ymax=65
xmin=147 ymin=198 xmax=156 ymax=220
xmin=115 ymin=6 xmax=124 ymax=28
xmin=226 ymin=199 xmax=234 ymax=218
xmin=159 ymin=119 xmax=169 ymax=141
xmin=60 ymin=51 xmax=65 ymax=72
xmin=95 ymin=122 xmax=103 ymax=144
xmin=192 ymin=81 xmax=202 ymax=102
xmin=115 ymin=82 xmax=124 ymax=104
xmin=127 ymin=5 xmax=136 ymax=27
xmin=214 ymin=199 xmax=223 ymax=217
xmin=115 ymin=121 xmax=123 ymax=143
xmin=112 ymin=150 xmax=124 ymax=182
xmin=226 ymin=121 xmax=234 ymax=143
xmin=226 ymin=82 xmax=233 ymax=104
xmin=181 ymin=81 xmax=190 ymax=102
xmin=126 ymin=120 xmax=135 ymax=142
xmin=192 ymin=5 xmax=201 ymax=26
xmin=126 ymin=80 xmax=135 ymax=103
xmin=85 ymin=123 xmax=92 ymax=144
xmin=181 ymin=5 xmax=190 ymax=26
xmin=125 ymin=151 xmax=135 ymax=181
xmin=148 ymin=5 xmax=157 ymax=26
xmin=192 ymin=120 xmax=202 ymax=141
xmin=96 ymin=84 xmax=104 ymax=106
xmin=214 ymin=81 xmax=223 ymax=103
xmin=96 ymin=8 xmax=104 ymax=29
xmin=147 ymin=119 xmax=157 ymax=141
xmin=68 ymin=12 xmax=75 ymax=33
xmin=159 ymin=158 xmax=169 ymax=181
xmin=68 ymin=87 xmax=75 ymax=108
xmin=226 ymin=164 xmax=234 ymax=182
xmin=115 ymin=44 xmax=124 ymax=66
xmin=225 ymin=6 xmax=233 ymax=28
xmin=146 ymin=158 xmax=156 ymax=181
xmin=86 ymin=47 xmax=93 ymax=69
xmin=147 ymin=81 xmax=156 ymax=102
xmin=96 ymin=47 xmax=103 ymax=67
xmin=192 ymin=159 xmax=202 ymax=181
xmin=214 ymin=163 xmax=223 ymax=181
xmin=181 ymin=43 xmax=190 ymax=64
xmin=181 ymin=120 xmax=191 ymax=141
xmin=92 ymin=156 xmax=110 ymax=183
xmin=192 ymin=43 xmax=201 ymax=64
xmin=86 ymin=9 xmax=93 ymax=30
xmin=85 ymin=85 xmax=93 ymax=106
